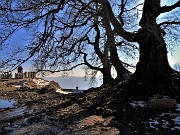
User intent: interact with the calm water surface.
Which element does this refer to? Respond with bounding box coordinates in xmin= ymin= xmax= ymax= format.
xmin=0 ymin=99 xmax=15 ymax=109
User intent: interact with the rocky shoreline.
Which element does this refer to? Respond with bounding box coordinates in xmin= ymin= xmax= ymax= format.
xmin=0 ymin=78 xmax=180 ymax=135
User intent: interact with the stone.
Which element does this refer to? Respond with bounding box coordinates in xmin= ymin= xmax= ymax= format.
xmin=148 ymin=96 xmax=176 ymax=109
xmin=95 ymin=107 xmax=103 ymax=115
xmin=103 ymin=116 xmax=119 ymax=127
xmin=102 ymin=109 xmax=113 ymax=118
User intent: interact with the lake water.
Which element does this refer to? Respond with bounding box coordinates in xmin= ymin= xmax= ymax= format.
xmin=0 ymin=99 xmax=15 ymax=109
xmin=43 ymin=76 xmax=102 ymax=90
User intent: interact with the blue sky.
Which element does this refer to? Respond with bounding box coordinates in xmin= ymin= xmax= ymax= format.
xmin=2 ymin=28 xmax=179 ymax=77
xmin=168 ymin=45 xmax=180 ymax=66
xmin=0 ymin=0 xmax=179 ymax=76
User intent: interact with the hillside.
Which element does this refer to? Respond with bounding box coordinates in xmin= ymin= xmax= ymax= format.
xmin=0 ymin=78 xmax=180 ymax=135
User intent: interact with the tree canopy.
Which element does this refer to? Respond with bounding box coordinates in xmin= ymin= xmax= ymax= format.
xmin=0 ymin=0 xmax=180 ymax=89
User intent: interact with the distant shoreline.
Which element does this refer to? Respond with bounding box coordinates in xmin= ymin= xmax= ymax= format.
xmin=43 ymin=76 xmax=102 ymax=90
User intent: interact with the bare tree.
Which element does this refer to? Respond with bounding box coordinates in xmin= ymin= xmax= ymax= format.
xmin=0 ymin=0 xmax=136 ymax=85
xmin=0 ymin=0 xmax=179 ymax=100
xmin=120 ymin=0 xmax=180 ymax=99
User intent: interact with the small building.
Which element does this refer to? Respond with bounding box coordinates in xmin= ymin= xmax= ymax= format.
xmin=0 ymin=72 xmax=12 ymax=80
xmin=27 ymin=72 xmax=36 ymax=78
xmin=15 ymin=66 xmax=24 ymax=79
xmin=17 ymin=66 xmax=23 ymax=74
xmin=0 ymin=66 xmax=36 ymax=80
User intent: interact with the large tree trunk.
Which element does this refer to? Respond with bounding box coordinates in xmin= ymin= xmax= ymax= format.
xmin=102 ymin=11 xmax=131 ymax=83
xmin=92 ymin=24 xmax=114 ymax=85
xmin=130 ymin=26 xmax=176 ymax=97
xmin=109 ymin=44 xmax=130 ymax=82
xmin=123 ymin=0 xmax=180 ymax=100
xmin=101 ymin=61 xmax=114 ymax=85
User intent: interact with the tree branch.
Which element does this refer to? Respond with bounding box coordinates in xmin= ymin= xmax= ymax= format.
xmin=160 ymin=1 xmax=180 ymax=14
xmin=81 ymin=52 xmax=103 ymax=72
xmin=159 ymin=21 xmax=180 ymax=26
xmin=37 ymin=63 xmax=85 ymax=73
xmin=99 ymin=0 xmax=136 ymax=42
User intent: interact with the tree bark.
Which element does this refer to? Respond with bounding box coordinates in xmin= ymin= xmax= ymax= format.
xmin=109 ymin=40 xmax=130 ymax=82
xmin=93 ymin=24 xmax=114 ymax=85
xmin=124 ymin=0 xmax=180 ymax=99
xmin=101 ymin=7 xmax=130 ymax=83
xmin=101 ymin=60 xmax=114 ymax=85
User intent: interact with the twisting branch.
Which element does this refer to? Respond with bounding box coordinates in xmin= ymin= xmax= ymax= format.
xmin=81 ymin=51 xmax=103 ymax=72
xmin=160 ymin=1 xmax=180 ymax=14
xmin=159 ymin=21 xmax=180 ymax=26
xmin=37 ymin=63 xmax=85 ymax=73
xmin=118 ymin=0 xmax=127 ymax=27
xmin=99 ymin=0 xmax=136 ymax=42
